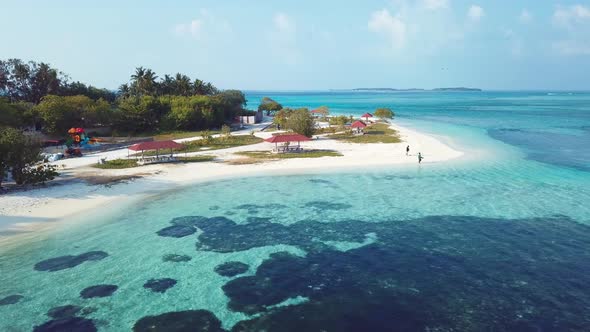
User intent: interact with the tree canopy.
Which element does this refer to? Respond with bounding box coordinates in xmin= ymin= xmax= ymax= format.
xmin=0 ymin=127 xmax=57 ymax=187
xmin=1 ymin=59 xmax=248 ymax=135
xmin=119 ymin=68 xmax=219 ymax=98
xmin=374 ymin=108 xmax=395 ymax=120
xmin=258 ymin=97 xmax=283 ymax=115
xmin=286 ymin=108 xmax=315 ymax=137
xmin=314 ymin=106 xmax=330 ymax=118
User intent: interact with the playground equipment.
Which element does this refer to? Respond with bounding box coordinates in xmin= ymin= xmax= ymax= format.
xmin=65 ymin=128 xmax=90 ymax=157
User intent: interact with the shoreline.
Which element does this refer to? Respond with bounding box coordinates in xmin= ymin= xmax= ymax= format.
xmin=0 ymin=122 xmax=464 ymax=245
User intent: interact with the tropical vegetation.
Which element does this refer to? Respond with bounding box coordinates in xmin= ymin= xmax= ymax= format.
xmin=271 ymin=107 xmax=316 ymax=137
xmin=0 ymin=58 xmax=253 ymax=186
xmin=236 ymin=150 xmax=342 ymax=159
xmin=0 ymin=127 xmax=57 ymax=187
xmin=1 ymin=59 xmax=248 ymax=135
xmin=374 ymin=108 xmax=395 ymax=120
xmin=328 ymin=123 xmax=401 ymax=143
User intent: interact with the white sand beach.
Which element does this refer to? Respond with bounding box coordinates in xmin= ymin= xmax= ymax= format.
xmin=0 ymin=122 xmax=463 ymax=240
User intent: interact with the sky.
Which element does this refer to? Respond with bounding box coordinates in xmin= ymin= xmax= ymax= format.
xmin=1 ymin=0 xmax=589 ymax=90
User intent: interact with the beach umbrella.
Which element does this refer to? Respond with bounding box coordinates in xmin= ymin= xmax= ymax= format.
xmin=361 ymin=113 xmax=373 ymax=122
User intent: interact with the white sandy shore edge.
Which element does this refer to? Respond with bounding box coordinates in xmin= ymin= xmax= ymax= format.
xmin=0 ymin=122 xmax=463 ymax=242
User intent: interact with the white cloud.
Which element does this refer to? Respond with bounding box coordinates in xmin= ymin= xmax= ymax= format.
xmin=553 ymin=5 xmax=590 ymax=28
xmin=467 ymin=5 xmax=484 ymax=21
xmin=174 ymin=9 xmax=232 ymax=40
xmin=175 ymin=20 xmax=203 ymax=38
xmin=274 ymin=12 xmax=293 ymax=33
xmin=366 ymin=2 xmax=465 ymax=58
xmin=368 ymin=9 xmax=407 ymax=49
xmin=519 ymin=9 xmax=532 ymax=24
xmin=552 ymin=5 xmax=590 ymax=55
xmin=422 ymin=0 xmax=449 ymax=11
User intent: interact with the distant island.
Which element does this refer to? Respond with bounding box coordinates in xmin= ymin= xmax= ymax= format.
xmin=350 ymin=87 xmax=482 ymax=92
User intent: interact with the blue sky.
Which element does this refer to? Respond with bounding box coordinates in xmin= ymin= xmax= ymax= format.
xmin=1 ymin=0 xmax=589 ymax=90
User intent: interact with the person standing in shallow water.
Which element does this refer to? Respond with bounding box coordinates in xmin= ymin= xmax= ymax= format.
xmin=406 ymin=145 xmax=410 ymax=156
xmin=418 ymin=152 xmax=423 ymax=164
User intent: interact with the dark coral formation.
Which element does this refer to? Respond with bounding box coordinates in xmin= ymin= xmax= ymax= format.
xmin=302 ymin=201 xmax=352 ymax=210
xmin=156 ymin=225 xmax=196 ymax=238
xmin=0 ymin=294 xmax=23 ymax=306
xmin=308 ymin=179 xmax=334 ymax=185
xmin=47 ymin=305 xmax=83 ymax=319
xmin=143 ymin=278 xmax=177 ymax=293
xmin=163 ymin=254 xmax=192 ymax=262
xmin=170 ymin=216 xmax=210 ymax=227
xmin=80 ymin=284 xmax=118 ymax=299
xmin=214 ymin=262 xmax=249 ymax=277
xmin=33 ymin=317 xmax=97 ymax=332
xmin=34 ymin=251 xmax=108 ymax=272
xmin=192 ymin=215 xmax=363 ymax=253
xmin=187 ymin=214 xmax=590 ymax=331
xmin=133 ymin=310 xmax=225 ymax=332
xmin=234 ymin=204 xmax=287 ymax=214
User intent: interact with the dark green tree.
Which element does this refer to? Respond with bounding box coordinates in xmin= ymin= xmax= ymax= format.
xmin=0 ymin=127 xmax=57 ymax=186
xmin=0 ymin=97 xmax=23 ymax=127
xmin=35 ymin=95 xmax=81 ymax=134
xmin=286 ymin=108 xmax=315 ymax=137
xmin=0 ymin=59 xmax=64 ymax=103
xmin=174 ymin=73 xmax=193 ymax=96
xmin=375 ymin=108 xmax=394 ymax=120
xmin=258 ymin=97 xmax=283 ymax=116
xmin=114 ymin=96 xmax=169 ymax=133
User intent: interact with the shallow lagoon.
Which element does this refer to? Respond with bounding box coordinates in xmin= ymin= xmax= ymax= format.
xmin=1 ymin=91 xmax=590 ymax=331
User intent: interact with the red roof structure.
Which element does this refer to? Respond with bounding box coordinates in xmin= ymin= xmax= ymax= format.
xmin=128 ymin=140 xmax=184 ymax=151
xmin=264 ymin=134 xmax=311 ymax=143
xmin=361 ymin=113 xmax=373 ymax=118
xmin=351 ymin=120 xmax=367 ymax=128
xmin=310 ymin=109 xmax=321 ymax=114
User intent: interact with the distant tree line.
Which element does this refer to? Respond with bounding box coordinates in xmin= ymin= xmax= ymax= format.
xmin=0 ymin=59 xmax=247 ymax=135
xmin=0 ymin=59 xmax=115 ymax=103
xmin=0 ymin=59 xmax=249 ymax=187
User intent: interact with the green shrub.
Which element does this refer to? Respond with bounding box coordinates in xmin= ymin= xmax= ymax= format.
xmin=93 ymin=159 xmax=138 ymax=169
xmin=18 ymin=164 xmax=58 ymax=185
xmin=221 ymin=124 xmax=231 ymax=140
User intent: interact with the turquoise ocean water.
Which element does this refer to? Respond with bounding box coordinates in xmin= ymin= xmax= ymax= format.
xmin=1 ymin=91 xmax=590 ymax=331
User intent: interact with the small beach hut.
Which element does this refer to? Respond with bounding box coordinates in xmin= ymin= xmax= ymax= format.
xmin=264 ymin=133 xmax=311 ymax=153
xmin=351 ymin=120 xmax=367 ymax=135
xmin=361 ymin=113 xmax=373 ymax=122
xmin=128 ymin=140 xmax=184 ymax=164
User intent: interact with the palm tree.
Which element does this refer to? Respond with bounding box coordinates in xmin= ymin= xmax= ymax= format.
xmin=193 ymin=79 xmax=206 ymax=95
xmin=204 ymin=82 xmax=218 ymax=95
xmin=175 ymin=73 xmax=192 ymax=96
xmin=118 ymin=83 xmax=130 ymax=98
xmin=159 ymin=74 xmax=174 ymax=96
xmin=142 ymin=69 xmax=158 ymax=95
xmin=129 ymin=67 xmax=158 ymax=96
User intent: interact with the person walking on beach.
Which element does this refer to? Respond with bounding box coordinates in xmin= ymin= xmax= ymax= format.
xmin=418 ymin=152 xmax=423 ymax=164
xmin=406 ymin=145 xmax=410 ymax=156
